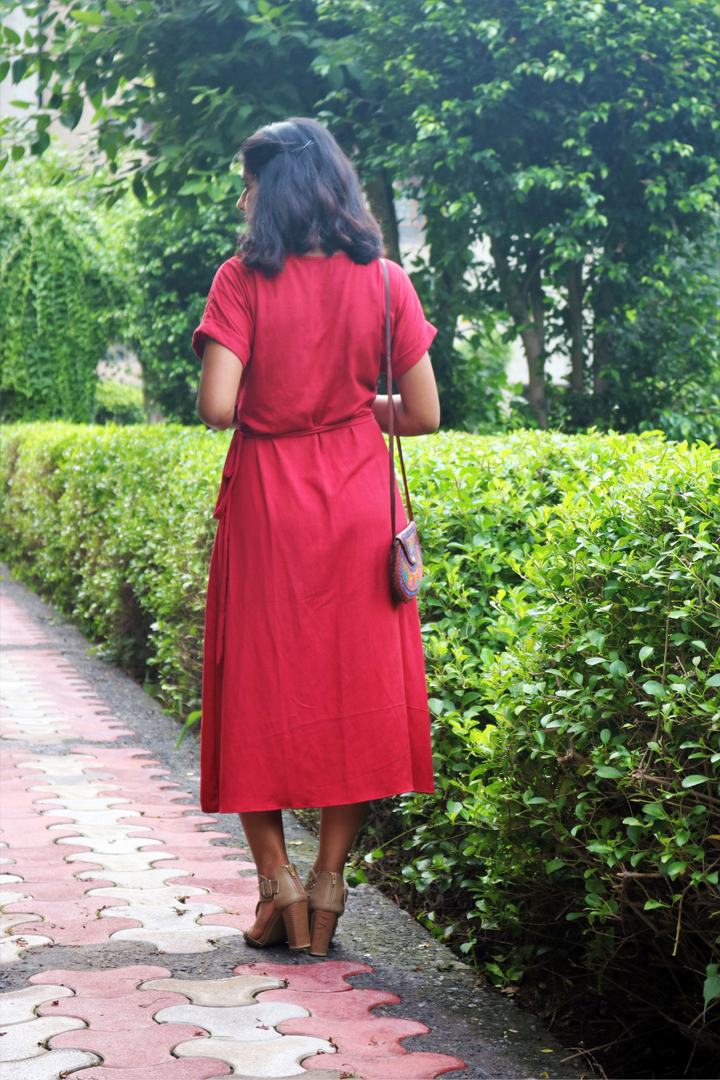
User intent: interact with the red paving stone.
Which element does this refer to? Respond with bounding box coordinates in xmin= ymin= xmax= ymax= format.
xmin=234 ymin=960 xmax=373 ymax=992
xmin=0 ymin=596 xmax=50 ymax=645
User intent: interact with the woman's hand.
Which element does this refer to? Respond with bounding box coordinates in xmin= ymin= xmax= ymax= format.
xmin=372 ymin=352 xmax=440 ymax=435
xmin=197 ymin=339 xmax=244 ymax=430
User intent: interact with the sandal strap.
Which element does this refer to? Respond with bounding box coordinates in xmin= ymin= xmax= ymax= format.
xmin=258 ymin=874 xmax=280 ymax=899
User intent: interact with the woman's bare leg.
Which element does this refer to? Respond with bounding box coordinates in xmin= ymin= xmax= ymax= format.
xmin=314 ymin=802 xmax=368 ymax=874
xmin=239 ymin=809 xmax=289 ymax=936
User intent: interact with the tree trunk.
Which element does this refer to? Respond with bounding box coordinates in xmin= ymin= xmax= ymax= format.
xmin=593 ymin=278 xmax=615 ymax=412
xmin=492 ymin=240 xmax=548 ymax=428
xmin=364 ymin=170 xmax=402 ymax=265
xmin=567 ymin=262 xmax=585 ymax=427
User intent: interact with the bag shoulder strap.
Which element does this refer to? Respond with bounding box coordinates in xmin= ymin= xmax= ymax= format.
xmin=380 ymin=258 xmax=414 ymax=541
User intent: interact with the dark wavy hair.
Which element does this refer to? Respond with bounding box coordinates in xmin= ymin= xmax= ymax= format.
xmin=238 ymin=118 xmax=384 ymax=274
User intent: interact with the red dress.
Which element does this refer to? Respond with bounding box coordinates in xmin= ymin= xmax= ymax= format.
xmin=192 ymin=252 xmax=436 ymax=813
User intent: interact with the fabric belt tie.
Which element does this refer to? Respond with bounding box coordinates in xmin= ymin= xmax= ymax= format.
xmin=211 ymin=412 xmax=373 ymax=663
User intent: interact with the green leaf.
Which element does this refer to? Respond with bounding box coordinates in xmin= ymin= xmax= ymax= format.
xmin=175 ymin=710 xmax=201 ymax=749
xmin=545 ymin=858 xmax=565 ymax=874
xmin=595 ymin=766 xmax=623 ymax=779
xmin=638 ymin=646 xmax=654 ymax=662
xmin=585 ymin=656 xmax=607 ymax=666
xmin=705 ymin=674 xmax=720 ymax=687
xmin=642 ymin=680 xmax=665 ymax=697
xmin=703 ymin=965 xmax=720 ymax=1019
xmin=681 ymin=775 xmax=709 ymax=788
xmin=644 ymin=899 xmax=668 ymax=910
xmin=69 ymin=9 xmax=105 ymax=26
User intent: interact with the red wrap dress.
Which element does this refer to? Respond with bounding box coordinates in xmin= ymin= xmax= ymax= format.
xmin=192 ymin=252 xmax=436 ymax=813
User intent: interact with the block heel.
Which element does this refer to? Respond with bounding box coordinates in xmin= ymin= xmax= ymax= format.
xmin=243 ymin=864 xmax=309 ymax=950
xmin=282 ymin=899 xmax=311 ymax=950
xmin=305 ymin=868 xmax=348 ymax=957
xmin=310 ymin=908 xmax=338 ymax=957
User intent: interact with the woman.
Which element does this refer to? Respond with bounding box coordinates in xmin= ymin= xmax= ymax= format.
xmin=193 ymin=117 xmax=440 ymax=956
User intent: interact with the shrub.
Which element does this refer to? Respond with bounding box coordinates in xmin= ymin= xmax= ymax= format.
xmin=1 ymin=422 xmax=718 ymax=1068
xmin=94 ymin=381 xmax=146 ymax=425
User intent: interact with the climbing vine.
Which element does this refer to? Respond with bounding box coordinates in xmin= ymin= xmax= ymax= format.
xmin=0 ymin=177 xmax=120 ymax=422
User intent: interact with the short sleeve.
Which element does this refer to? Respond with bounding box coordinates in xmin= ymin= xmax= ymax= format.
xmin=381 ymin=260 xmax=437 ymax=378
xmin=192 ymin=257 xmax=255 ymax=362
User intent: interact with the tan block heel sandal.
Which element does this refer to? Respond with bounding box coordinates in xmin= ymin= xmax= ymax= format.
xmin=243 ymin=864 xmax=310 ymax=950
xmin=305 ymin=868 xmax=348 ymax=957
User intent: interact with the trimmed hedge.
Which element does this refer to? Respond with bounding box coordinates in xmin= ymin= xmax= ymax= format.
xmin=1 ymin=422 xmax=719 ymax=1066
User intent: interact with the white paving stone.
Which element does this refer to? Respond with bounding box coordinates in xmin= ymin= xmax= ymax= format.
xmin=79 ymin=867 xmax=193 ymax=889
xmin=66 ymin=850 xmax=178 ymax=872
xmin=56 ymin=835 xmax=163 ymax=854
xmin=141 ymin=975 xmax=284 ymax=1005
xmin=28 ymin=780 xmax=121 ymax=794
xmin=0 ymin=933 xmax=53 ymax=965
xmin=0 ymin=874 xmax=24 ymax=885
xmin=0 ymin=985 xmax=73 ymax=1025
xmin=35 ymin=795 xmax=129 ymax=810
xmin=50 ymin=822 xmax=151 ymax=840
xmin=154 ymin=1002 xmax=309 ymax=1039
xmin=91 ymin=884 xmax=210 ymax=906
xmin=174 ymin=1034 xmax=334 ymax=1076
xmin=108 ymin=903 xmax=244 ymax=953
xmin=0 ymin=1015 xmax=86 ymax=1058
xmin=0 ymin=912 xmax=42 ymax=934
xmin=0 ymin=891 xmax=33 ymax=908
xmin=14 ymin=756 xmax=104 ymax=777
xmin=0 ymin=1049 xmax=99 ymax=1080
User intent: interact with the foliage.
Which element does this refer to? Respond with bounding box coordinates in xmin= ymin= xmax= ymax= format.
xmin=605 ymin=230 xmax=720 ymax=443
xmin=0 ymin=422 xmax=221 ymax=696
xmin=1 ymin=421 xmax=718 ymax=1068
xmin=122 ymin=203 xmax=239 ymax=423
xmin=94 ymin=380 xmax=145 ymax=424
xmin=317 ymin=0 xmax=720 ymax=429
xmin=8 ymin=2 xmax=720 ymax=434
xmin=0 ymin=0 xmax=324 ymax=207
xmin=0 ymin=160 xmax=122 ymax=422
xmin=390 ymin=430 xmax=720 ymax=1066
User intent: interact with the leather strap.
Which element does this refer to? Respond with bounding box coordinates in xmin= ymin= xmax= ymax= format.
xmin=381 ymin=258 xmax=414 ymax=541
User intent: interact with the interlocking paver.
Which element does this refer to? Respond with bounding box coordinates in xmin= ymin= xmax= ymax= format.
xmin=234 ymin=960 xmax=372 ymax=992
xmin=0 ymin=984 xmax=73 ymax=1025
xmin=1 ymin=589 xmax=470 ymax=1080
xmin=140 ymin=975 xmax=285 ymax=1006
xmin=154 ymin=1002 xmax=310 ymax=1039
xmin=173 ymin=1033 xmax=335 ymax=1077
xmin=0 ymin=1014 xmax=86 ymax=1058
xmin=0 ymin=1048 xmax=100 ymax=1080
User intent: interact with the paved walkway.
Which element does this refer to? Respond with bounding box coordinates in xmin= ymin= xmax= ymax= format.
xmin=0 ymin=572 xmax=577 ymax=1080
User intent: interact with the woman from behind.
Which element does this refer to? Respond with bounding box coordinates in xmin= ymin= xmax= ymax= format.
xmin=194 ymin=116 xmax=440 ymax=955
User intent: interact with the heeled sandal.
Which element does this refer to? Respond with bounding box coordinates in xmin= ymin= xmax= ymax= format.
xmin=305 ymin=868 xmax=348 ymax=957
xmin=243 ymin=864 xmax=310 ymax=950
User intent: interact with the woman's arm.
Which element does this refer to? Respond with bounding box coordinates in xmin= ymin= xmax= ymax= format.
xmin=197 ymin=339 xmax=244 ymax=430
xmin=372 ymin=351 xmax=440 ymax=435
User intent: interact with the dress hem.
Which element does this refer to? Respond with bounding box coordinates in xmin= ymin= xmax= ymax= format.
xmin=201 ymin=781 xmax=435 ymax=816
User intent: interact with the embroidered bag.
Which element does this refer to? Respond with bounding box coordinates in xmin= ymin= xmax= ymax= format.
xmin=381 ymin=258 xmax=424 ymax=603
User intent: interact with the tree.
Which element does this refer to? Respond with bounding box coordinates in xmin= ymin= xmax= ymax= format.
xmin=0 ymin=1 xmax=325 ymax=207
xmin=0 ymin=157 xmax=121 ymax=421
xmin=123 ymin=203 xmax=240 ymax=423
xmin=5 ymin=1 xmax=720 ymax=433
xmin=317 ymin=0 xmax=720 ymax=428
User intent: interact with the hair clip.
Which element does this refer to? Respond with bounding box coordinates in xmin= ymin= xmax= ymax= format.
xmin=291 ymin=139 xmax=314 ymax=155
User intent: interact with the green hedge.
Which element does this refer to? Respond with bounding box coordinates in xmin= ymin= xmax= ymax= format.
xmin=1 ymin=422 xmax=719 ymax=1063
